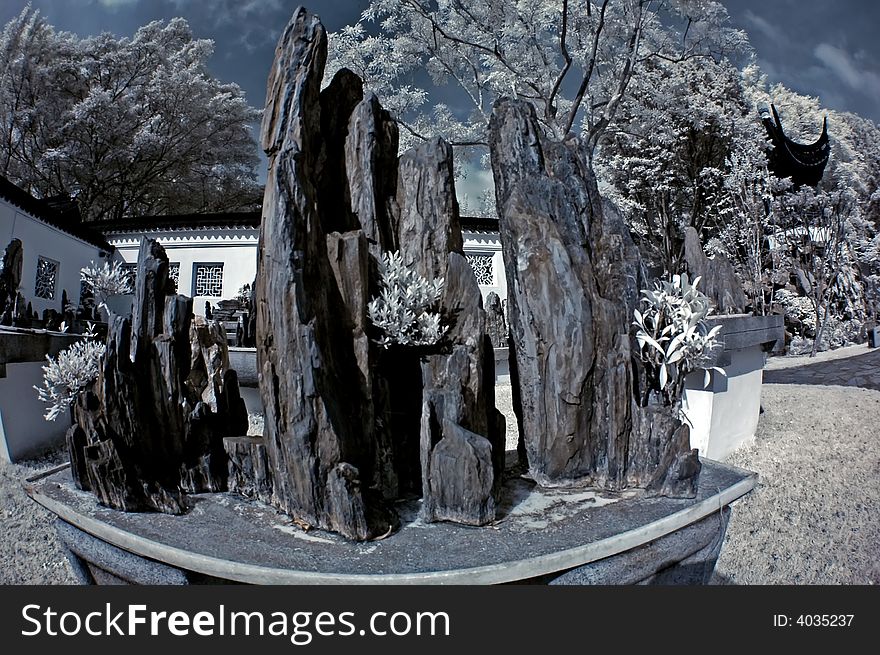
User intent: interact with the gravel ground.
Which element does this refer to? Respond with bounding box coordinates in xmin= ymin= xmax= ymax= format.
xmin=713 ymin=383 xmax=880 ymax=585
xmin=0 ymin=450 xmax=78 ymax=584
xmin=1 ymin=379 xmax=877 ymax=585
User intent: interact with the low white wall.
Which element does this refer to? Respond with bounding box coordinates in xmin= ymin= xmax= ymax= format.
xmin=0 ymin=361 xmax=68 ymax=462
xmin=110 ymin=228 xmax=258 ymax=315
xmin=462 ymin=230 xmax=507 ymax=305
xmin=495 ymin=347 xmax=510 ymax=383
xmin=683 ymin=345 xmax=765 ymax=461
xmin=0 ymin=199 xmax=107 ymax=314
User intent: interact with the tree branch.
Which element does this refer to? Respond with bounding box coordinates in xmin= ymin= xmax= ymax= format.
xmin=564 ymin=0 xmax=610 ymax=136
xmin=546 ymin=0 xmax=572 ymax=124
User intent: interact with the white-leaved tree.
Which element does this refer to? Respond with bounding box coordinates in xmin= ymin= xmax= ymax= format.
xmin=597 ymin=55 xmax=756 ymax=274
xmin=0 ymin=7 xmax=261 ymax=222
xmin=327 ymin=0 xmax=748 ymax=166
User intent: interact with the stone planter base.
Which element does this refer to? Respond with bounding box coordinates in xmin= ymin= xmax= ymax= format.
xmin=26 ymin=459 xmax=754 ymax=585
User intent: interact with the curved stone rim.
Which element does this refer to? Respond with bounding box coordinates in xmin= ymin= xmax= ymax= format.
xmin=26 ymin=462 xmax=755 ymax=585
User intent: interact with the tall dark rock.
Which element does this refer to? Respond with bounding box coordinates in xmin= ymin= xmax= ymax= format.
xmin=0 ymin=238 xmax=23 ymax=325
xmin=489 ymin=98 xmax=699 ymax=497
xmin=254 ymin=7 xmax=502 ymax=539
xmin=68 ymin=239 xmax=248 ymax=512
xmin=682 ymin=226 xmax=747 ymax=314
xmin=484 ymin=292 xmax=508 ymax=348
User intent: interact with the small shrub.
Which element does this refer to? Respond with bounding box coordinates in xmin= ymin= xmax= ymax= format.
xmin=367 ymin=251 xmax=447 ymax=349
xmin=34 ymin=338 xmax=106 ymax=421
xmin=80 ymin=260 xmax=131 ymax=308
xmin=633 ymin=274 xmax=723 ymax=403
xmin=236 ymin=283 xmax=252 ymax=305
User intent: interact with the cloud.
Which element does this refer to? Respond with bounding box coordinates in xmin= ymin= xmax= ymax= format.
xmin=743 ymin=9 xmax=784 ymax=45
xmin=814 ymin=42 xmax=880 ymax=101
xmin=97 ymin=0 xmax=139 ymax=8
xmin=168 ymin=0 xmax=283 ymax=27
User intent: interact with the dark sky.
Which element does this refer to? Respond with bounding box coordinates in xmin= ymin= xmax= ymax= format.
xmin=723 ymin=0 xmax=880 ymax=124
xmin=0 ymin=1 xmax=371 ymax=116
xmin=2 ymin=0 xmax=878 ymax=194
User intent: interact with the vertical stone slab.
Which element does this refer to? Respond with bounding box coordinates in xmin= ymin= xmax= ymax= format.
xmin=345 ymin=92 xmax=400 ymax=258
xmin=256 ymin=8 xmax=392 ymax=540
xmin=224 ymin=436 xmax=274 ymax=504
xmin=395 ymin=139 xmax=503 ymax=523
xmin=489 ymin=98 xmax=699 ymax=497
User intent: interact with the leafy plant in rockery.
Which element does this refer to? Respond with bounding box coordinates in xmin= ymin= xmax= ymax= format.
xmin=633 ymin=274 xmax=724 ymax=406
xmin=34 ymin=331 xmax=105 ymax=421
xmin=235 ymin=283 xmax=252 ymax=305
xmin=367 ymin=251 xmax=447 ymax=349
xmin=80 ymin=260 xmax=131 ymax=310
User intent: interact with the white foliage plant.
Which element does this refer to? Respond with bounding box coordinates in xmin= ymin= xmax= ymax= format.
xmin=633 ymin=274 xmax=723 ymax=403
xmin=80 ymin=259 xmax=131 ymax=309
xmin=367 ymin=251 xmax=447 ymax=349
xmin=34 ymin=332 xmax=105 ymax=421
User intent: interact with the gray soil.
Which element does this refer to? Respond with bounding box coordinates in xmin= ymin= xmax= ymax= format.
xmin=713 ymin=383 xmax=880 ymax=584
xmin=1 ymin=378 xmax=877 ymax=585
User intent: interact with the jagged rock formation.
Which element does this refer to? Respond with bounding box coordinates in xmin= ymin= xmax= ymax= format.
xmin=67 ymin=239 xmax=248 ymax=512
xmin=0 ymin=238 xmax=23 ymax=325
xmin=224 ymin=436 xmax=274 ymax=504
xmin=682 ymin=226 xmax=747 ymax=314
xmin=254 ymin=8 xmax=502 ymax=540
xmin=489 ymin=99 xmax=700 ymax=498
xmin=485 ymin=292 xmax=508 ymax=348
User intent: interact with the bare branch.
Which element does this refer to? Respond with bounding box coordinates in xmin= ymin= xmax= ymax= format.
xmin=547 ymin=0 xmax=572 ymax=124
xmin=564 ymin=0 xmax=610 ymax=136
xmin=395 ymin=119 xmax=487 ymax=148
xmin=587 ymin=0 xmax=653 ymax=151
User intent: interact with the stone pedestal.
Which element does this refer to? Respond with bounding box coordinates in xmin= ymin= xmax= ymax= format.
xmin=27 ymin=459 xmax=754 ymax=585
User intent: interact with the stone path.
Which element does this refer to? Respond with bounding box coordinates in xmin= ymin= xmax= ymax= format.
xmin=763 ymin=344 xmax=880 ymax=391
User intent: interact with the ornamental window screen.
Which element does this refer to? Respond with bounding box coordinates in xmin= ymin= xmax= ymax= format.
xmin=35 ymin=256 xmax=59 ymax=300
xmin=194 ymin=263 xmax=224 ymax=297
xmin=168 ymin=262 xmax=180 ymax=291
xmin=466 ymin=253 xmax=495 ymax=286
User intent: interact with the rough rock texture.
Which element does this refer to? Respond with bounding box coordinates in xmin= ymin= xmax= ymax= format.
xmin=224 ymin=436 xmax=274 ymax=504
xmin=489 ymin=98 xmax=699 ymax=497
xmin=254 ymin=8 xmax=502 ymax=540
xmin=682 ymin=226 xmax=746 ymax=314
xmin=0 ymin=238 xmax=23 ymax=325
xmin=67 ymin=239 xmax=248 ymax=513
xmin=485 ymin=291 xmax=508 ymax=348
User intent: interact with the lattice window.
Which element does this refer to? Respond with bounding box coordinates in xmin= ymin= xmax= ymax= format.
xmin=35 ymin=256 xmax=58 ymax=300
xmin=168 ymin=262 xmax=180 ymax=291
xmin=121 ymin=263 xmax=137 ymax=294
xmin=466 ymin=253 xmax=495 ymax=286
xmin=194 ymin=263 xmax=224 ymax=297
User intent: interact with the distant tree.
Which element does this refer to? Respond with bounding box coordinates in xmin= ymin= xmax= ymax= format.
xmin=0 ymin=7 xmax=261 ymax=222
xmin=772 ymin=185 xmax=859 ymax=356
xmin=327 ymin=0 xmax=747 ymax=161
xmin=746 ymin=76 xmax=878 ymax=342
xmin=597 ymin=56 xmax=754 ymax=274
xmin=709 ymin=140 xmax=780 ymax=315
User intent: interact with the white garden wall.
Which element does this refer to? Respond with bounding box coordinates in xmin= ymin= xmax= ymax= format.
xmin=0 ymin=361 xmax=68 ymax=462
xmin=0 ymin=198 xmax=108 ymax=315
xmin=462 ymin=229 xmax=507 ymax=304
xmin=108 ymin=227 xmax=258 ymax=314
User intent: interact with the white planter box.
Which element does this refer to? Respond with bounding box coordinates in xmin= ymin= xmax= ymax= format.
xmin=682 ymin=314 xmax=784 ymax=461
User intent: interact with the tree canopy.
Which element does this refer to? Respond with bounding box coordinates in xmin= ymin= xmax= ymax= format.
xmin=328 ymin=0 xmax=880 ymax=352
xmin=0 ymin=7 xmax=261 ymax=222
xmin=328 ymin=0 xmax=748 ymax=154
